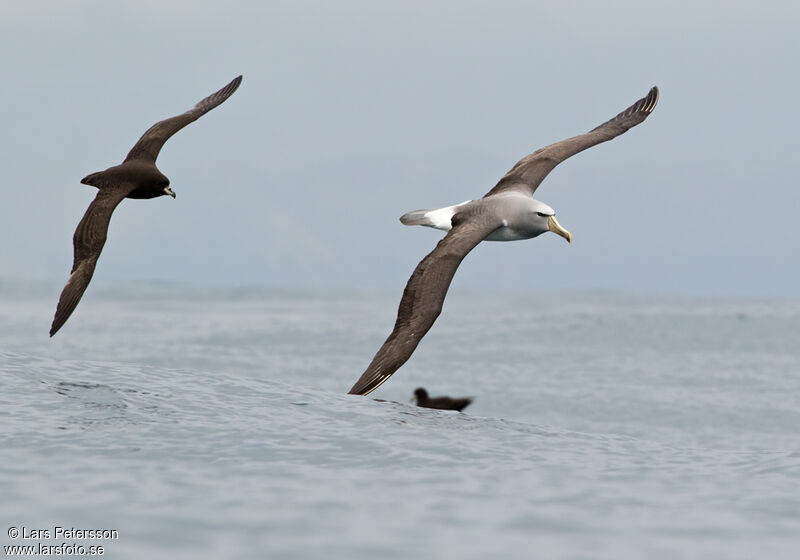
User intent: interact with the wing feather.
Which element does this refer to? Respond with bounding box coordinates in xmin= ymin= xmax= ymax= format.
xmin=50 ymin=186 xmax=133 ymax=336
xmin=484 ymin=86 xmax=658 ymax=198
xmin=123 ymin=75 xmax=242 ymax=164
xmin=348 ymin=215 xmax=502 ymax=395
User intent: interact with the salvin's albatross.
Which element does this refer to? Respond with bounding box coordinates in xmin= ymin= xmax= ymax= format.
xmin=348 ymin=86 xmax=659 ymax=395
xmin=49 ymin=75 xmax=243 ymax=337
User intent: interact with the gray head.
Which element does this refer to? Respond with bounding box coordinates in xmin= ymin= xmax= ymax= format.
xmin=530 ymin=199 xmax=571 ymax=243
xmin=488 ymin=197 xmax=572 ymax=242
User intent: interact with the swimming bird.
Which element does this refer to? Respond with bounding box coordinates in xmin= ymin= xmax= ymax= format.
xmin=49 ymin=75 xmax=243 ymax=337
xmin=348 ymin=86 xmax=659 ymax=395
xmin=412 ymin=387 xmax=473 ymax=412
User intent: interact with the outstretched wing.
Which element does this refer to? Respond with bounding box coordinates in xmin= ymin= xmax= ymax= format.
xmin=484 ymin=86 xmax=658 ymax=198
xmin=348 ymin=214 xmax=503 ymax=396
xmin=123 ymin=75 xmax=242 ymax=164
xmin=50 ymin=185 xmax=134 ymax=336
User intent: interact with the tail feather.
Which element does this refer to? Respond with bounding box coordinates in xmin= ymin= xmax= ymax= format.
xmin=399 ymin=209 xmax=433 ymax=226
xmin=399 ymin=200 xmax=473 ymax=230
xmin=80 ymin=171 xmax=108 ymax=187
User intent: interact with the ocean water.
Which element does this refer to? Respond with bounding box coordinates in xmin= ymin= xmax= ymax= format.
xmin=2 ymin=283 xmax=800 ymax=559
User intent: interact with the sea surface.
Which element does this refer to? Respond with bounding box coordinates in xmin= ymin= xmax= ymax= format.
xmin=2 ymin=283 xmax=800 ymax=559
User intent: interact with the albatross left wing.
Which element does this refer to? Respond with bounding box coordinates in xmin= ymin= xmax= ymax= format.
xmin=348 ymin=213 xmax=504 ymax=396
xmin=484 ymin=86 xmax=658 ymax=198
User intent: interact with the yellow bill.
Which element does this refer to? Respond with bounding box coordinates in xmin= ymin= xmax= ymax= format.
xmin=547 ymin=215 xmax=572 ymax=243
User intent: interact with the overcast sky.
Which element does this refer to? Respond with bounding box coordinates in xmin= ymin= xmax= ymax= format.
xmin=2 ymin=1 xmax=798 ymax=298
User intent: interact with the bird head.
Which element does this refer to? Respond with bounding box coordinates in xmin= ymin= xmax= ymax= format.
xmin=158 ymin=176 xmax=175 ymax=198
xmin=531 ymin=200 xmax=571 ymax=243
xmin=413 ymin=388 xmax=428 ymax=402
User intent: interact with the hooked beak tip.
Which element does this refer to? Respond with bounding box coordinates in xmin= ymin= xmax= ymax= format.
xmin=547 ymin=215 xmax=572 ymax=244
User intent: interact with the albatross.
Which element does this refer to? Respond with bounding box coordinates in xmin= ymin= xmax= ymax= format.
xmin=49 ymin=75 xmax=243 ymax=337
xmin=348 ymin=86 xmax=659 ymax=395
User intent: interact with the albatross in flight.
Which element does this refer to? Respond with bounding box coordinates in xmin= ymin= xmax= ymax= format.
xmin=348 ymin=86 xmax=659 ymax=395
xmin=49 ymin=75 xmax=243 ymax=337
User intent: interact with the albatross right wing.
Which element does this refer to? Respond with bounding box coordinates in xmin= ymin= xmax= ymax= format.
xmin=484 ymin=86 xmax=658 ymax=198
xmin=348 ymin=213 xmax=504 ymax=396
xmin=50 ymin=185 xmax=134 ymax=337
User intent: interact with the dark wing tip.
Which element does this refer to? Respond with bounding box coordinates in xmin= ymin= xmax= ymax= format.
xmin=643 ymin=86 xmax=659 ymax=113
xmin=217 ymin=74 xmax=243 ymax=95
xmin=585 ymin=85 xmax=658 ymax=135
xmin=49 ymin=305 xmax=68 ymax=338
xmin=49 ymin=310 xmax=67 ymax=337
xmin=197 ymin=75 xmax=243 ymax=109
xmin=632 ymin=86 xmax=659 ymax=116
xmin=226 ymin=75 xmax=243 ymax=94
xmin=620 ymin=85 xmax=659 ymax=119
xmin=347 ymin=374 xmax=386 ymax=396
xmin=176 ymin=74 xmax=244 ymax=121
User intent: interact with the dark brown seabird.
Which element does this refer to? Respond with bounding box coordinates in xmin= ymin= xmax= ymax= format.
xmin=348 ymin=86 xmax=659 ymax=395
xmin=49 ymin=75 xmax=243 ymax=337
xmin=412 ymin=388 xmax=473 ymax=412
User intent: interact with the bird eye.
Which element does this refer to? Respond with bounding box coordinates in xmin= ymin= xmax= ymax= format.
xmin=536 ymin=212 xmax=548 ymax=217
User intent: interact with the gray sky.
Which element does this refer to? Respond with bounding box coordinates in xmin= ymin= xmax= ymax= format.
xmin=2 ymin=1 xmax=799 ymax=297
